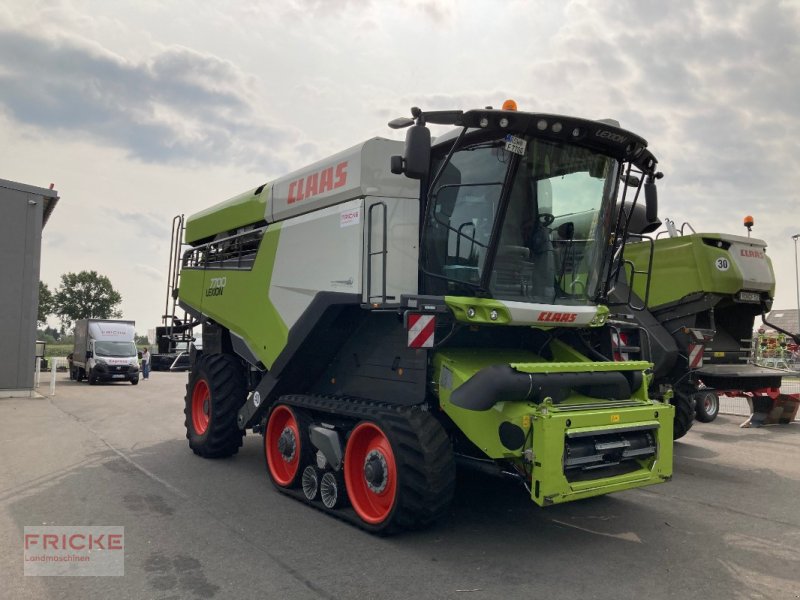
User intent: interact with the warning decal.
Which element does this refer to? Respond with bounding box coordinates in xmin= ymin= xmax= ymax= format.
xmin=407 ymin=314 xmax=435 ymax=348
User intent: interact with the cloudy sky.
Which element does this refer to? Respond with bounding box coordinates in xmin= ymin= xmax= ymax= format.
xmin=2 ymin=0 xmax=799 ymax=334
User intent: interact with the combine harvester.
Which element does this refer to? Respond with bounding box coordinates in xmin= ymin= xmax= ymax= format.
xmin=168 ymin=101 xmax=681 ymax=532
xmin=616 ymin=215 xmax=800 ymax=432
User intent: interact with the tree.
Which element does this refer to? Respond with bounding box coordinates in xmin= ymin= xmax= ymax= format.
xmin=54 ymin=270 xmax=123 ymax=329
xmin=38 ymin=281 xmax=53 ymax=325
xmin=37 ymin=325 xmax=61 ymax=342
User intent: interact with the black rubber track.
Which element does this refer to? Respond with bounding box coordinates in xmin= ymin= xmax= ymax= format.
xmin=274 ymin=395 xmax=456 ymax=534
xmin=671 ymin=392 xmax=695 ymax=440
xmin=184 ymin=353 xmax=246 ymax=458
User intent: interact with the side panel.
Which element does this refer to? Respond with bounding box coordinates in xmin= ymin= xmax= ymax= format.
xmin=270 ymin=198 xmax=364 ymax=330
xmin=0 ymin=188 xmax=41 ymax=390
xmin=270 ymin=138 xmax=415 ymax=222
xmin=72 ymin=321 xmax=89 ymax=368
xmin=364 ymin=196 xmax=420 ymax=303
xmin=179 ymin=222 xmax=289 ymax=369
xmin=185 ymin=184 xmax=270 ymax=245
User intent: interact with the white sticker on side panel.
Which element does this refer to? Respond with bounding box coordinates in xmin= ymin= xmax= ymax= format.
xmin=340 ymin=208 xmax=361 ymax=228
xmin=715 ymin=257 xmax=730 ymax=271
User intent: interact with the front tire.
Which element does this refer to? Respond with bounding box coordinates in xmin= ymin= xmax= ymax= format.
xmin=184 ymin=353 xmax=246 ymax=458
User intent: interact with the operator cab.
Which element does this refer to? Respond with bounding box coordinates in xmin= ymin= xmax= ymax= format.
xmin=390 ymin=104 xmax=660 ymax=308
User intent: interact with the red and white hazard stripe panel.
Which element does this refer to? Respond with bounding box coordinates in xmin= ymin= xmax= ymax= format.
xmin=688 ymin=343 xmax=704 ymax=369
xmin=407 ymin=314 xmax=435 ymax=348
xmin=611 ymin=332 xmax=629 ymax=361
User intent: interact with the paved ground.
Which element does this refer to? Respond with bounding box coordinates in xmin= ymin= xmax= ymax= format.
xmin=2 ymin=372 xmax=800 ymax=599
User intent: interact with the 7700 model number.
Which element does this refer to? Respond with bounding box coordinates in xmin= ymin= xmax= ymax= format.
xmin=206 ymin=277 xmax=227 ymax=297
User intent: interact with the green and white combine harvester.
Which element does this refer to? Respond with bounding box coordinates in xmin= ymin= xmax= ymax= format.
xmin=172 ymin=101 xmax=687 ymax=533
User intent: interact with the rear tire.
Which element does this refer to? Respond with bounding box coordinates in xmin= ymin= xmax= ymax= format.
xmin=672 ymin=391 xmax=695 ymax=440
xmin=694 ymin=391 xmax=719 ymax=423
xmin=184 ymin=353 xmax=246 ymax=458
xmin=88 ymin=369 xmax=96 ymax=385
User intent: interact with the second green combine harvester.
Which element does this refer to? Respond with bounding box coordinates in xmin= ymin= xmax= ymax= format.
xmin=175 ymin=102 xmax=675 ymax=532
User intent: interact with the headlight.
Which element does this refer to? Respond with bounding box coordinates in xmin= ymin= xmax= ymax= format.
xmin=95 ymin=358 xmax=107 ymax=365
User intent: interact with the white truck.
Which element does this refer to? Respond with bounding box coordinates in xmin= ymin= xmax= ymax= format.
xmin=70 ymin=319 xmax=140 ymax=385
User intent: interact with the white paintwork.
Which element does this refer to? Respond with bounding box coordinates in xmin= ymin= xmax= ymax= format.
xmin=727 ymin=238 xmax=773 ymax=292
xmin=269 ymin=138 xmax=419 ymax=222
xmin=500 ymin=300 xmax=599 ymax=326
xmin=363 ymin=196 xmax=420 ymax=303
xmin=87 ymin=321 xmax=136 ymax=342
xmin=270 ymin=198 xmax=365 ymax=330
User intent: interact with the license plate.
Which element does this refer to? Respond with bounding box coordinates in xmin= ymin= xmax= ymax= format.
xmin=504 ymin=134 xmax=527 ymax=156
xmin=112 ymin=374 xmax=125 ymax=379
xmin=738 ymin=291 xmax=760 ymax=303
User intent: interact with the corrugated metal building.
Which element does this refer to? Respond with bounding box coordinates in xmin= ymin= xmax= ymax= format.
xmin=0 ymin=179 xmax=59 ymax=397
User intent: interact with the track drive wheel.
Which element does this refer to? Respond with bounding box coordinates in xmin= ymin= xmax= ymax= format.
xmin=671 ymin=390 xmax=696 ymax=440
xmin=343 ymin=409 xmax=455 ymax=533
xmin=264 ymin=405 xmax=313 ymax=488
xmin=694 ymin=391 xmax=719 ymax=423
xmin=184 ymin=353 xmax=246 ymax=458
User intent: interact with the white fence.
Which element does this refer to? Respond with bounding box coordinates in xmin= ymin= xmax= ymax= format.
xmin=718 ymin=379 xmax=800 ymax=421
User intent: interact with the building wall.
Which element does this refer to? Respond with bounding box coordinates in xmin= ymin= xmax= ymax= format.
xmin=0 ymin=182 xmax=45 ymax=391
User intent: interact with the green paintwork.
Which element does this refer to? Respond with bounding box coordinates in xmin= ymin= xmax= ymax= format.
xmin=444 ymin=296 xmax=608 ymax=327
xmin=179 ymin=222 xmax=289 ymax=368
xmin=530 ymin=405 xmax=672 ymax=504
xmin=185 ymin=184 xmax=270 ymax=244
xmin=624 ymin=233 xmax=776 ymax=308
xmin=433 ymin=346 xmax=673 ymax=505
xmin=445 ymin=297 xmax=515 ymax=324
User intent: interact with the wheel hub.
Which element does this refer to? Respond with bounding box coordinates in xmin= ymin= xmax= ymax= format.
xmin=277 ymin=427 xmax=297 ymax=462
xmin=364 ymin=450 xmax=388 ymax=493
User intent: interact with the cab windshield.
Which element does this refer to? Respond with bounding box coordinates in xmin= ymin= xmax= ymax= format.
xmin=422 ymin=136 xmax=618 ymax=304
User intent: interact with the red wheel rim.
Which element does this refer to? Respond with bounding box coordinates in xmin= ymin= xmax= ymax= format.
xmin=344 ymin=422 xmax=397 ymax=525
xmin=191 ymin=379 xmax=211 ymax=435
xmin=266 ymin=405 xmax=302 ymax=487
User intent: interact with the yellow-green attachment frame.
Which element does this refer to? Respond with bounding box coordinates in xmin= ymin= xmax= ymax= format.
xmin=433 ymin=346 xmax=674 ymax=506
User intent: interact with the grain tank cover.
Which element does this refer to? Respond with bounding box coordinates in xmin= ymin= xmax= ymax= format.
xmin=269 ymin=137 xmax=418 ymax=222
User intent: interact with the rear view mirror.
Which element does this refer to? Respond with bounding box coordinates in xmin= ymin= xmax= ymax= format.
xmin=645 ymin=177 xmax=658 ymax=224
xmin=86 ymin=350 xmax=93 ymax=359
xmin=391 ymin=124 xmax=431 ymax=180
